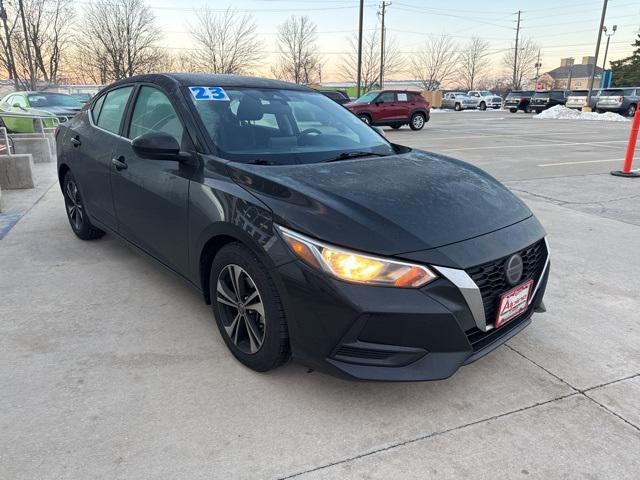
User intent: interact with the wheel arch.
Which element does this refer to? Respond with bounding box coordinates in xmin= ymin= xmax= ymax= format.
xmin=197 ymin=223 xmax=283 ymax=305
xmin=58 ymin=163 xmax=70 ymax=188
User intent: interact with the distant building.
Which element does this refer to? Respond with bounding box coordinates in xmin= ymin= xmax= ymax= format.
xmin=536 ymin=57 xmax=602 ymax=89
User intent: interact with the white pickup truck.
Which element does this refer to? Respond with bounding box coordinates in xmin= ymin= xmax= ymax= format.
xmin=467 ymin=91 xmax=503 ymax=110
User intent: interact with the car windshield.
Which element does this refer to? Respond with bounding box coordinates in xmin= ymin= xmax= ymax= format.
xmin=479 ymin=91 xmax=493 ymax=96
xmin=27 ymin=93 xmax=82 ymax=108
xmin=532 ymin=92 xmax=549 ymax=98
xmin=568 ymin=90 xmax=588 ymax=96
xmin=352 ymin=91 xmax=379 ymax=104
xmin=188 ymin=87 xmax=395 ymax=165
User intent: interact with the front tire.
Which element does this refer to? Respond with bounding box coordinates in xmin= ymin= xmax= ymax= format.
xmin=210 ymin=243 xmax=290 ymax=372
xmin=627 ymin=104 xmax=637 ymax=117
xmin=509 ymin=108 xmax=517 ymax=113
xmin=62 ymin=170 xmax=105 ymax=240
xmin=454 ymin=103 xmax=462 ymax=111
xmin=479 ymin=102 xmax=486 ymax=111
xmin=357 ymin=113 xmax=371 ymax=125
xmin=409 ymin=112 xmax=426 ymax=130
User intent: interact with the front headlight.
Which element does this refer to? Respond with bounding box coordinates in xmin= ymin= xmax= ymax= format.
xmin=276 ymin=225 xmax=437 ymax=288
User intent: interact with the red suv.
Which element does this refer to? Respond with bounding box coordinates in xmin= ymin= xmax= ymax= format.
xmin=345 ymin=90 xmax=430 ymax=130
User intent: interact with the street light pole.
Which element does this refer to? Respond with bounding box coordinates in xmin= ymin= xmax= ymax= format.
xmin=356 ymin=0 xmax=364 ymax=98
xmin=17 ymin=0 xmax=36 ymax=90
xmin=585 ymin=0 xmax=608 ymax=110
xmin=601 ymin=24 xmax=617 ymax=73
xmin=378 ymin=1 xmax=391 ymax=90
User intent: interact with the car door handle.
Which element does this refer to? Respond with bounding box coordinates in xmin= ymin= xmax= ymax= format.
xmin=70 ymin=136 xmax=81 ymax=147
xmin=112 ymin=156 xmax=127 ymax=171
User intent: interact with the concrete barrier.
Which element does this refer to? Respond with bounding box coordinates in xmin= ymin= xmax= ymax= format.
xmin=11 ymin=136 xmax=54 ymax=163
xmin=10 ymin=133 xmax=56 ymax=159
xmin=0 ymin=154 xmax=35 ymax=189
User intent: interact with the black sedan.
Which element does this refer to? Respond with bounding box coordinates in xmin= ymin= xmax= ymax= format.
xmin=56 ymin=73 xmax=550 ymax=381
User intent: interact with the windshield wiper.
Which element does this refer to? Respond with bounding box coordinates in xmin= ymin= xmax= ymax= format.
xmin=324 ymin=151 xmax=389 ymax=163
xmin=245 ymin=158 xmax=279 ymax=165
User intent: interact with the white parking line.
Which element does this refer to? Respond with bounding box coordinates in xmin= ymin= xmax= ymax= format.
xmin=538 ymin=158 xmax=623 ymax=167
xmin=441 ymin=140 xmax=629 ymax=152
xmin=422 ymin=131 xmax=581 ymax=141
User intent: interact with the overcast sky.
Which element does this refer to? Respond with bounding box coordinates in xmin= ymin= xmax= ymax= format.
xmin=148 ymin=0 xmax=640 ymax=81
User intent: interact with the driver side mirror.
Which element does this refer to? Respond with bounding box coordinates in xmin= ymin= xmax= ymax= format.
xmin=131 ymin=131 xmax=184 ymax=160
xmin=13 ymin=103 xmax=25 ymax=110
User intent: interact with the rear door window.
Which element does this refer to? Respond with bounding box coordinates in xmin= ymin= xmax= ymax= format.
xmin=96 ymin=86 xmax=134 ymax=135
xmin=91 ymin=94 xmax=106 ymax=123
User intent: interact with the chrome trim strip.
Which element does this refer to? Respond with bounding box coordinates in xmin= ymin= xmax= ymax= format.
xmin=528 ymin=237 xmax=550 ymax=306
xmin=433 ymin=265 xmax=490 ymax=332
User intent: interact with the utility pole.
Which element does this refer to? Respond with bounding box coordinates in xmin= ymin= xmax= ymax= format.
xmin=0 ymin=0 xmax=18 ymax=89
xmin=586 ymin=0 xmax=608 ymax=110
xmin=512 ymin=10 xmax=521 ymax=89
xmin=17 ymin=0 xmax=35 ymax=90
xmin=356 ymin=0 xmax=364 ymax=98
xmin=534 ymin=49 xmax=542 ymax=88
xmin=378 ymin=1 xmax=391 ymax=90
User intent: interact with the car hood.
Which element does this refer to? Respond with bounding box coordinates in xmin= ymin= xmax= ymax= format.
xmin=42 ymin=106 xmax=81 ymax=115
xmin=227 ymin=151 xmax=532 ymax=256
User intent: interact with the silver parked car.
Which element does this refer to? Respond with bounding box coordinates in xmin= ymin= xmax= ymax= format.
xmin=467 ymin=90 xmax=503 ymax=110
xmin=596 ymin=87 xmax=639 ymax=117
xmin=565 ymin=89 xmax=601 ymax=110
xmin=441 ymin=92 xmax=477 ymax=111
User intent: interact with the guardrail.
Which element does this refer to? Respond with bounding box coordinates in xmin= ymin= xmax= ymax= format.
xmin=0 ymin=113 xmax=59 ymax=154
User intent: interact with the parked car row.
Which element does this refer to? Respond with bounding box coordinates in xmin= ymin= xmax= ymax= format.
xmin=0 ymin=91 xmax=91 ymax=133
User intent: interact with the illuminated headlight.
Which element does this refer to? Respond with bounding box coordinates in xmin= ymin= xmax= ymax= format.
xmin=277 ymin=225 xmax=437 ymax=288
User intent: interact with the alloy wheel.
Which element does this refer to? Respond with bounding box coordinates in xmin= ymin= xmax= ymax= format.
xmin=216 ymin=264 xmax=266 ymax=354
xmin=412 ymin=114 xmax=424 ymax=129
xmin=65 ymin=180 xmax=84 ymax=231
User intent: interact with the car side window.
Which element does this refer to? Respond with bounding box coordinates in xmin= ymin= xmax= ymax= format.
xmin=13 ymin=94 xmax=27 ymax=108
xmin=377 ymin=92 xmax=395 ymax=103
xmin=128 ymin=86 xmax=184 ymax=144
xmin=91 ymin=94 xmax=106 ymax=123
xmin=96 ymin=86 xmax=134 ymax=135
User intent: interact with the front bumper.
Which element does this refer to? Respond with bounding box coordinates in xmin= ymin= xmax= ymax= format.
xmin=276 ymin=229 xmax=549 ymax=381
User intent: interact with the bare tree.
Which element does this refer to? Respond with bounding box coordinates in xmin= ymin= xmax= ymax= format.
xmin=272 ymin=15 xmax=320 ymax=84
xmin=410 ymin=34 xmax=459 ymax=91
xmin=77 ymin=0 xmax=161 ymax=83
xmin=0 ymin=0 xmax=73 ymax=88
xmin=189 ymin=7 xmax=262 ymax=75
xmin=0 ymin=2 xmax=20 ymax=88
xmin=338 ymin=29 xmax=404 ymax=91
xmin=458 ymin=36 xmax=490 ymax=90
xmin=502 ymin=37 xmax=539 ymax=89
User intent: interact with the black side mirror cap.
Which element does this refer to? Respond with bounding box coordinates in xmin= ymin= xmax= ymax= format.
xmin=131 ymin=132 xmax=183 ymax=160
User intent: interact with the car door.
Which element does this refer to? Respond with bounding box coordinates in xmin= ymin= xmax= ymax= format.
xmin=70 ymin=86 xmax=134 ymax=231
xmin=442 ymin=93 xmax=453 ymax=109
xmin=371 ymin=92 xmax=396 ymax=123
xmin=110 ymin=84 xmax=191 ymax=275
xmin=394 ymin=92 xmax=413 ymax=120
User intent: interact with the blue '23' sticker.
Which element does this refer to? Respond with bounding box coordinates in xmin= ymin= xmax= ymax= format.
xmin=189 ymin=86 xmax=229 ymax=101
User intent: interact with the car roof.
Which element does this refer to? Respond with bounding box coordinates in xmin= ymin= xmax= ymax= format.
xmin=108 ymin=73 xmax=312 ymax=92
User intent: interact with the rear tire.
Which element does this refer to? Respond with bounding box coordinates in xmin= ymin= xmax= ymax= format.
xmin=627 ymin=104 xmax=637 ymax=117
xmin=509 ymin=108 xmax=517 ymax=113
xmin=479 ymin=102 xmax=486 ymax=111
xmin=210 ymin=243 xmax=290 ymax=372
xmin=62 ymin=170 xmax=105 ymax=240
xmin=409 ymin=112 xmax=426 ymax=130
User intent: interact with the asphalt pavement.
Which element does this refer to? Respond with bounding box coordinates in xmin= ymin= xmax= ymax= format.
xmin=1 ymin=110 xmax=639 ymax=479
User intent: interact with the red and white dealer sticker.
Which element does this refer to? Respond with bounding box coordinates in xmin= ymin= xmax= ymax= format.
xmin=495 ymin=279 xmax=534 ymax=328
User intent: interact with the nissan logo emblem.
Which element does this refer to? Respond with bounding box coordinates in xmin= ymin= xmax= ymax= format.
xmin=505 ymin=254 xmax=524 ymax=285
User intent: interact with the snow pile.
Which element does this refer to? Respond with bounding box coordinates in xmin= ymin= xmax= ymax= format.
xmin=534 ymin=105 xmax=628 ymax=122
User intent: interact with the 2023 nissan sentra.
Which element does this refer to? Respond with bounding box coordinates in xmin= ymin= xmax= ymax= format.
xmin=56 ymin=73 xmax=550 ymax=381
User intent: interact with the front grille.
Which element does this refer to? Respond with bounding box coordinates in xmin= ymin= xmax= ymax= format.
xmin=466 ymin=239 xmax=547 ymax=327
xmin=334 ymin=345 xmax=394 ymax=360
xmin=465 ymin=312 xmax=530 ymax=352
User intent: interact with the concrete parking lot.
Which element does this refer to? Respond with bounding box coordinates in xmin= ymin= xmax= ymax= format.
xmin=1 ymin=110 xmax=639 ymax=479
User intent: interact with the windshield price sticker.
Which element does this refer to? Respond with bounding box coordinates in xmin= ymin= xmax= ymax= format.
xmin=189 ymin=86 xmax=229 ymax=101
